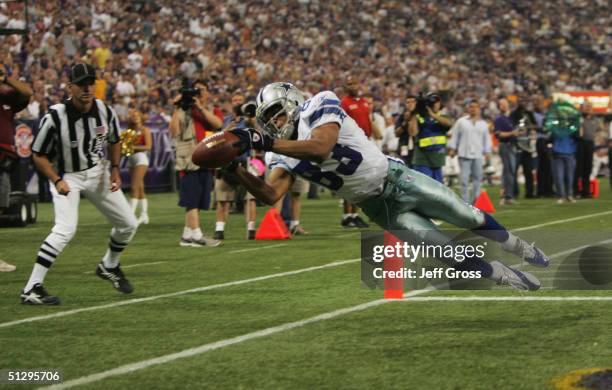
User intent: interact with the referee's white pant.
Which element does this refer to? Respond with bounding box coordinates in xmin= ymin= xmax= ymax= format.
xmin=37 ymin=163 xmax=138 ymax=269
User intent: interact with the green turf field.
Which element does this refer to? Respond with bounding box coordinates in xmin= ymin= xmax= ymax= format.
xmin=1 ymin=184 xmax=611 ymax=389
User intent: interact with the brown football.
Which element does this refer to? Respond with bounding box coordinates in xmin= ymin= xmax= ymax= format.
xmin=191 ymin=131 xmax=242 ymax=168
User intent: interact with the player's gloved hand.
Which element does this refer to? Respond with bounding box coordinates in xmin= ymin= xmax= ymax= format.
xmin=219 ymin=159 xmax=240 ymax=175
xmin=230 ymin=128 xmax=274 ymax=153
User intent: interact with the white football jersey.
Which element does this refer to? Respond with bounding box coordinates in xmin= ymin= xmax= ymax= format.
xmin=267 ymin=91 xmax=388 ymax=202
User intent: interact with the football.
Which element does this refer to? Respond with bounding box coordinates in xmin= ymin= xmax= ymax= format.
xmin=191 ymin=131 xmax=242 ymax=169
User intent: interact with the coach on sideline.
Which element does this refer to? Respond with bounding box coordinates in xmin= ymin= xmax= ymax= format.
xmin=20 ymin=64 xmax=138 ymax=305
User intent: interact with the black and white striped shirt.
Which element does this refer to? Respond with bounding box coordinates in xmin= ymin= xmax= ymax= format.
xmin=32 ymin=99 xmax=120 ymax=173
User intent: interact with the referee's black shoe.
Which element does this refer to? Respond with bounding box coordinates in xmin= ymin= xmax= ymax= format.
xmin=21 ymin=283 xmax=61 ymax=305
xmin=96 ymin=263 xmax=134 ymax=294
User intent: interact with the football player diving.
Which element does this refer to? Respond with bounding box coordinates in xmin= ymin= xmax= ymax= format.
xmin=227 ymin=82 xmax=549 ymax=290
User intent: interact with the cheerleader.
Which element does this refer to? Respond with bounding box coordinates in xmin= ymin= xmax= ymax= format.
xmin=127 ymin=109 xmax=152 ymax=224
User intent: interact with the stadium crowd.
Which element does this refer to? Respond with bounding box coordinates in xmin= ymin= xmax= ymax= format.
xmin=0 ymin=0 xmax=610 ymax=223
xmin=1 ymin=0 xmax=610 ymax=121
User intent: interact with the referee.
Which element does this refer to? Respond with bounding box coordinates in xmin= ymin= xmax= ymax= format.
xmin=21 ymin=63 xmax=138 ymax=305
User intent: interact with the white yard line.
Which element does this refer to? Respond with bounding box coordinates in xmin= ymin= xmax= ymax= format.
xmin=81 ymin=261 xmax=167 ymax=274
xmin=511 ymin=210 xmax=612 ymax=232
xmin=0 ymin=258 xmax=360 ymax=329
xmin=228 ymin=244 xmax=289 ymax=254
xmin=7 ymin=213 xmax=612 ymax=330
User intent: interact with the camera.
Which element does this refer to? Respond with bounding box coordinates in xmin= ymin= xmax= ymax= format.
xmin=238 ymin=101 xmax=257 ymax=118
xmin=415 ymin=92 xmax=441 ymax=117
xmin=176 ymin=86 xmax=200 ymax=111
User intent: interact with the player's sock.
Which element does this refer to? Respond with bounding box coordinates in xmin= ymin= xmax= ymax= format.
xmin=471 ymin=213 xmax=510 ymax=243
xmin=103 ymin=236 xmax=127 ymax=268
xmin=24 ymin=264 xmax=50 ymax=292
xmin=247 ymin=221 xmax=255 ymax=231
xmin=102 ymin=249 xmax=120 ymax=268
xmin=130 ymin=198 xmax=139 ymax=212
xmin=342 ymin=214 xmax=351 ymax=220
xmin=25 ymin=240 xmax=60 ymax=291
xmin=289 ymin=220 xmax=299 ymax=230
xmin=141 ymin=198 xmax=148 ymax=214
xmin=192 ymin=228 xmax=203 ymax=241
xmin=351 ymin=213 xmax=358 ymax=219
xmin=182 ymin=227 xmax=192 ymax=240
xmin=215 ymin=222 xmax=225 ymax=232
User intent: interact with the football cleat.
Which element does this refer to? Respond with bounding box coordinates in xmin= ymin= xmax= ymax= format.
xmin=21 ymin=283 xmax=60 ymax=305
xmin=492 ymin=261 xmax=541 ymax=291
xmin=96 ymin=263 xmax=133 ymax=294
xmin=214 ymin=231 xmax=225 ymax=240
xmin=502 ymin=239 xmax=550 ymax=267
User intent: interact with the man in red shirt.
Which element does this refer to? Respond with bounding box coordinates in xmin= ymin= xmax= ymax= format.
xmin=339 ymin=75 xmax=372 ymax=228
xmin=0 ymin=63 xmax=32 ymax=272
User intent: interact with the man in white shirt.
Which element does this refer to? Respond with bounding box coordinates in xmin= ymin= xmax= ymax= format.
xmin=447 ymin=100 xmax=492 ymax=204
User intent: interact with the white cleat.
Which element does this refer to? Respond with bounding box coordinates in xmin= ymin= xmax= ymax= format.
xmin=492 ymin=261 xmax=541 ymax=291
xmin=502 ymin=239 xmax=550 ymax=267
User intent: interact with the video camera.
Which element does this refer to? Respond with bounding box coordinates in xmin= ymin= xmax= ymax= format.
xmin=176 ymin=85 xmax=200 ymax=111
xmin=235 ymin=101 xmax=257 ymax=118
xmin=415 ymin=92 xmax=441 ymax=117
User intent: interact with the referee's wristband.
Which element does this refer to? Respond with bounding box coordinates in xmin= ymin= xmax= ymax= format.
xmin=54 ymin=178 xmax=62 ymax=186
xmin=111 ymin=164 xmax=119 ymax=169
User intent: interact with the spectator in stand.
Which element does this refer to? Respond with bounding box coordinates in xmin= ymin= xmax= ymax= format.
xmin=447 ymin=100 xmax=492 ymax=204
xmin=494 ymin=97 xmax=519 ymax=205
xmin=575 ymin=102 xmax=602 ymax=198
xmin=169 ymin=79 xmax=221 ymax=247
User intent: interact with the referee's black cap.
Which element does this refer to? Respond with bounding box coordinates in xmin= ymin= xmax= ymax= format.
xmin=70 ymin=63 xmax=97 ymax=84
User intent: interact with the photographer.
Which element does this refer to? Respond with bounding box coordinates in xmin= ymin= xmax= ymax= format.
xmin=408 ymin=93 xmax=453 ymax=183
xmin=510 ymin=96 xmax=538 ymax=199
xmin=394 ymin=95 xmax=417 ymax=166
xmin=169 ymin=79 xmax=222 ymax=247
xmin=0 ymin=63 xmax=32 ymax=273
xmin=213 ymin=91 xmax=258 ymax=240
